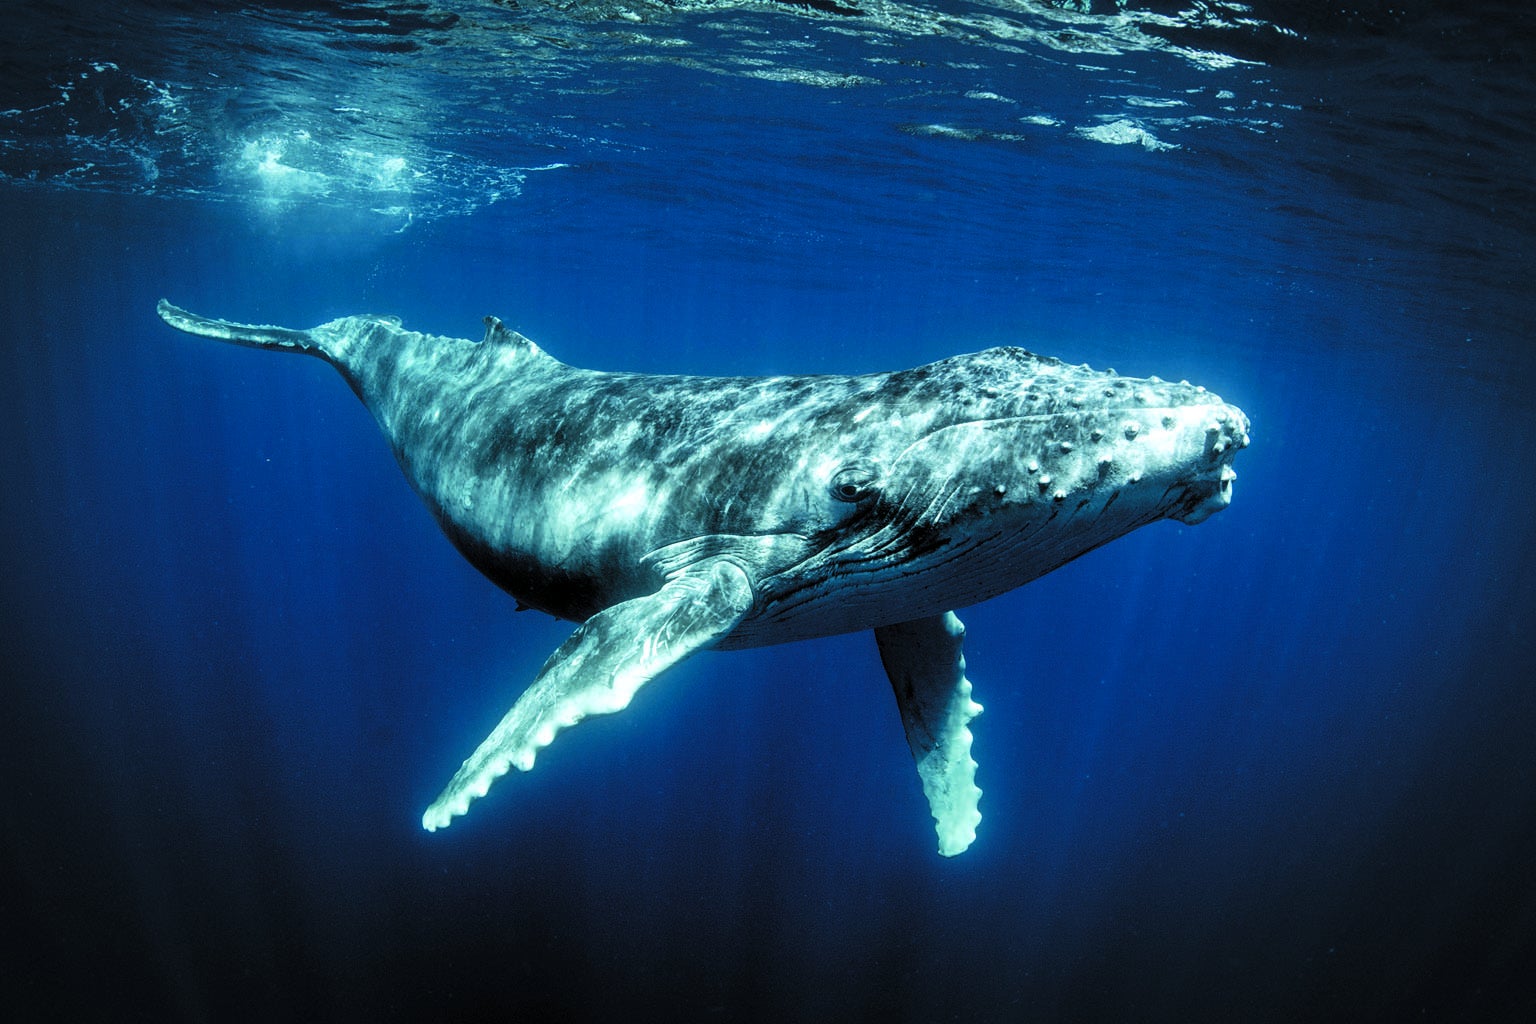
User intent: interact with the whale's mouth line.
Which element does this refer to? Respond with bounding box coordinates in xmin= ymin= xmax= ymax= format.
xmin=1171 ymin=462 xmax=1239 ymax=524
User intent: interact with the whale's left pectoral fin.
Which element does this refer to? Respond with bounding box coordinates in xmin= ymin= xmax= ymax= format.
xmin=422 ymin=559 xmax=755 ymax=831
xmin=875 ymin=612 xmax=984 ymax=857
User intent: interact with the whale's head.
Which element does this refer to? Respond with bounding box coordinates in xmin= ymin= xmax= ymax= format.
xmin=795 ymin=348 xmax=1250 ymax=622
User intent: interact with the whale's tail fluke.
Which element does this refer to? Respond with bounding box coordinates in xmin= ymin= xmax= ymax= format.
xmin=156 ymin=300 xmax=343 ymax=364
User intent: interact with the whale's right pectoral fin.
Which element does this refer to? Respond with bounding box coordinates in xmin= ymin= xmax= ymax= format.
xmin=421 ymin=558 xmax=755 ymax=832
xmin=875 ymin=611 xmax=984 ymax=857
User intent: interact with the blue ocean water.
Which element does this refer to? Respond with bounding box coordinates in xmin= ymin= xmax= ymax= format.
xmin=2 ymin=2 xmax=1533 ymax=1021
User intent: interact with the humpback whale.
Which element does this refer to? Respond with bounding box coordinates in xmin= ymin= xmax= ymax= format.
xmin=158 ymin=300 xmax=1249 ymax=856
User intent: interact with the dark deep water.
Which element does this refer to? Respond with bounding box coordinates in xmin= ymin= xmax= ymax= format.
xmin=3 ymin=2 xmax=1535 ymax=1021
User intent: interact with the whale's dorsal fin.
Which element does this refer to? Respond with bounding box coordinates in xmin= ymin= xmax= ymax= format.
xmin=481 ymin=316 xmax=561 ymax=365
xmin=482 ymin=316 xmax=540 ymax=351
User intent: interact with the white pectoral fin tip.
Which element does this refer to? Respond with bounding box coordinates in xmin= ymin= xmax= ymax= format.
xmin=924 ymin=713 xmax=984 ymax=858
xmin=421 ymin=797 xmax=467 ymax=833
xmin=420 ymin=737 xmax=541 ymax=833
xmin=420 ymin=729 xmax=523 ymax=832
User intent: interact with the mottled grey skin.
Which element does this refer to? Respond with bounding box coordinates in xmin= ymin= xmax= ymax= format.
xmin=158 ymin=300 xmax=1250 ymax=855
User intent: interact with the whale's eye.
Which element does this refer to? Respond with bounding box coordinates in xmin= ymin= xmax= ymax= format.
xmin=829 ymin=460 xmax=881 ymax=503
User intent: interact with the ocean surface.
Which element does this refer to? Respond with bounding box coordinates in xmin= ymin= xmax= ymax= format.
xmin=3 ymin=2 xmax=1533 ymax=1021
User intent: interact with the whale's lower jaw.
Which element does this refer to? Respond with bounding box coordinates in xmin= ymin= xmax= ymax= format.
xmin=1172 ymin=463 xmax=1238 ymax=524
xmin=717 ymin=511 xmax=1162 ymax=651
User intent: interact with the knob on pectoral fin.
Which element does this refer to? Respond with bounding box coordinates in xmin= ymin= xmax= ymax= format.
xmin=875 ymin=612 xmax=984 ymax=857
